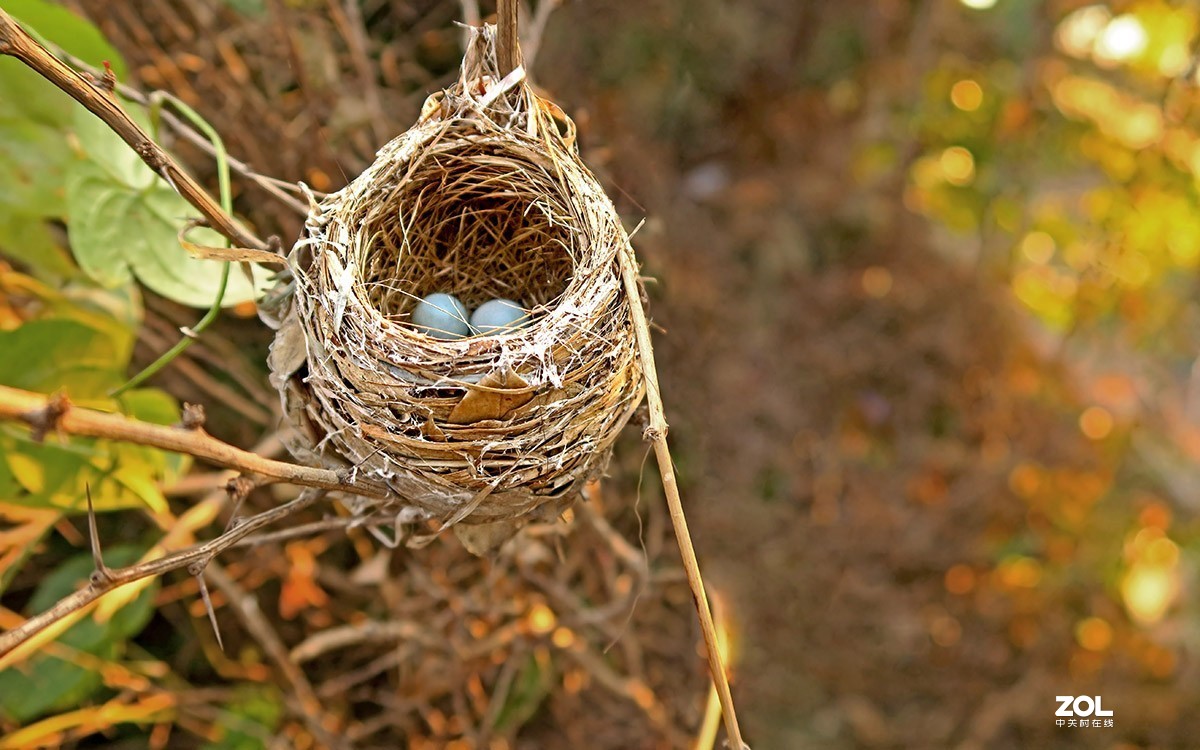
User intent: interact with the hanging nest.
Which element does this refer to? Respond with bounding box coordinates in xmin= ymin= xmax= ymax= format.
xmin=265 ymin=25 xmax=645 ymax=553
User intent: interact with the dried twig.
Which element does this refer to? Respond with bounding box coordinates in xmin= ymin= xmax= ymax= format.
xmin=0 ymin=384 xmax=391 ymax=500
xmin=0 ymin=7 xmax=270 ymax=251
xmin=617 ymin=243 xmax=749 ymax=749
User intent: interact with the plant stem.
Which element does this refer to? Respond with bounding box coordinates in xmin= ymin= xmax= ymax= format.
xmin=616 ymin=242 xmax=749 ymax=748
xmin=113 ymin=93 xmax=236 ymax=395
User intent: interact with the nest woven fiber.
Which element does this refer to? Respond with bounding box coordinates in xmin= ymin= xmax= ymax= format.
xmin=266 ymin=25 xmax=645 ymax=550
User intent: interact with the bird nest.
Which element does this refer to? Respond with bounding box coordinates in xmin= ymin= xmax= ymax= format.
xmin=266 ymin=25 xmax=645 ymax=552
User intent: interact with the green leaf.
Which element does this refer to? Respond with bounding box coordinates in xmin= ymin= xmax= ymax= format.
xmin=0 ymin=117 xmax=73 ymax=218
xmin=494 ymin=653 xmax=555 ymax=732
xmin=0 ymin=318 xmax=123 ymax=399
xmin=0 ymin=546 xmax=156 ymax=723
xmin=0 ymin=213 xmax=74 ymax=281
xmin=71 ymin=106 xmax=157 ymax=191
xmin=0 ymin=0 xmax=128 ymax=282
xmin=65 ymin=158 xmax=267 ymax=307
xmin=5 ymin=441 xmax=92 ymax=502
xmin=2 ymin=0 xmax=127 ymax=81
xmin=0 ymin=268 xmax=139 ymax=363
xmin=202 ymin=685 xmax=284 ymax=750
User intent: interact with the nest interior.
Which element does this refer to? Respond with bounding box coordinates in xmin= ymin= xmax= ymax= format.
xmin=268 ymin=25 xmax=646 ymax=547
xmin=362 ymin=142 xmax=578 ymax=321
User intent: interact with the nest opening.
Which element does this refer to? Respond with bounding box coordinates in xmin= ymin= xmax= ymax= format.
xmin=359 ymin=144 xmax=577 ymax=326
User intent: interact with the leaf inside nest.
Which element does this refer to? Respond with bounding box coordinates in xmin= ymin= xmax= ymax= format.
xmin=447 ymin=369 xmax=534 ymax=424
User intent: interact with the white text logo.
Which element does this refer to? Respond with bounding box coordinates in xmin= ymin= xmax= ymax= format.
xmin=1055 ymin=695 xmax=1114 ymax=729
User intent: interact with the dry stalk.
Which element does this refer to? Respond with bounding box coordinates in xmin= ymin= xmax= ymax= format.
xmin=497 ymin=0 xmax=520 ymax=76
xmin=0 ymin=7 xmax=270 ymax=251
xmin=617 ymin=243 xmax=749 ymax=748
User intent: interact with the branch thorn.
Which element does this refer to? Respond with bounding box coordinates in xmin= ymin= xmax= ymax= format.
xmin=99 ymin=60 xmax=115 ymax=92
xmin=85 ymin=485 xmax=112 ymax=585
xmin=194 ymin=570 xmax=225 ymax=651
xmin=180 ymin=403 xmax=206 ymax=430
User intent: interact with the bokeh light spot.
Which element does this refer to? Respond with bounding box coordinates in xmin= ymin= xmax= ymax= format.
xmin=1095 ymin=15 xmax=1147 ymax=62
xmin=1020 ymin=231 xmax=1056 ymax=264
xmin=862 ymin=266 xmax=894 ymax=298
xmin=1056 ymin=6 xmax=1112 ymax=58
xmin=997 ymin=556 xmax=1042 ymax=589
xmin=951 ymin=79 xmax=984 ymax=111
xmin=1079 ymin=406 xmax=1113 ymax=440
xmin=930 ymin=614 xmax=963 ymax=647
xmin=1075 ymin=617 xmax=1113 ymax=651
xmin=527 ymin=602 xmax=556 ymax=635
xmin=945 ymin=564 xmax=977 ymax=595
xmin=1008 ymin=462 xmax=1042 ymax=498
xmin=940 ymin=146 xmax=976 ymax=185
xmin=1122 ymin=563 xmax=1177 ymax=625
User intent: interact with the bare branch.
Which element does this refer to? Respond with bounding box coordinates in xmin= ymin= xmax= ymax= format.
xmin=0 ymin=7 xmax=271 ymax=251
xmin=0 ymin=384 xmax=391 ymax=500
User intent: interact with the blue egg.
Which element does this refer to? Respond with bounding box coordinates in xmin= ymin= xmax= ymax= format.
xmin=411 ymin=293 xmax=471 ymax=339
xmin=470 ymin=298 xmax=530 ymax=335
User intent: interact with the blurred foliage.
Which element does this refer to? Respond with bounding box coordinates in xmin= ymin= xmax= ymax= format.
xmin=0 ymin=546 xmax=158 ymax=723
xmin=898 ymin=0 xmax=1200 ymax=696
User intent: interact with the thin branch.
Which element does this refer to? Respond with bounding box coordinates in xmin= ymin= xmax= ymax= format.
xmin=0 ymin=7 xmax=270 ymax=251
xmin=0 ymin=384 xmax=391 ymax=500
xmin=520 ymin=0 xmax=562 ymax=71
xmin=329 ymin=0 xmax=388 ymax=148
xmin=0 ymin=489 xmax=327 ymax=660
xmin=43 ymin=44 xmax=309 ymax=216
xmin=617 ymin=242 xmax=749 ymax=749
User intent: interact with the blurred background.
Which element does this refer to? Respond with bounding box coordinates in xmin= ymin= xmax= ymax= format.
xmin=2 ymin=0 xmax=1199 ymax=747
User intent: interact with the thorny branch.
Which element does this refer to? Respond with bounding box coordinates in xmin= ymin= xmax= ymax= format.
xmin=0 ymin=488 xmax=327 ymax=660
xmin=0 ymin=7 xmax=272 ymax=251
xmin=0 ymin=382 xmax=407 ymax=657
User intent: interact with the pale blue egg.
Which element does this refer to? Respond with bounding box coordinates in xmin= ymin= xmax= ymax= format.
xmin=470 ymin=298 xmax=530 ymax=335
xmin=411 ymin=293 xmax=471 ymax=339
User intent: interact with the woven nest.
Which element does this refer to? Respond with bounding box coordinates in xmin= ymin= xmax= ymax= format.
xmin=266 ymin=25 xmax=645 ymax=552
